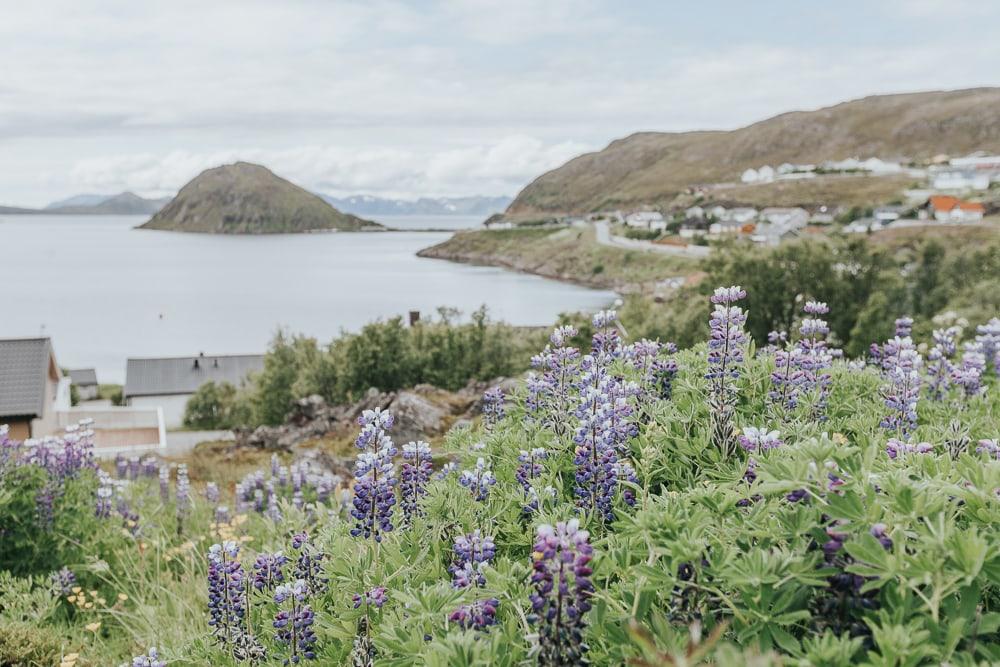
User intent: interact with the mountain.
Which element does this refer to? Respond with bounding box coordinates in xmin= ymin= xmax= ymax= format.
xmin=321 ymin=194 xmax=512 ymax=217
xmin=505 ymin=87 xmax=1000 ymax=219
xmin=46 ymin=192 xmax=172 ymax=215
xmin=140 ymin=162 xmax=380 ymax=234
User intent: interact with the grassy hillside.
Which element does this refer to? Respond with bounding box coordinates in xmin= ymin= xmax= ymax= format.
xmin=417 ymin=226 xmax=699 ymax=291
xmin=507 ymin=88 xmax=1000 ymax=217
xmin=141 ymin=162 xmax=380 ymax=234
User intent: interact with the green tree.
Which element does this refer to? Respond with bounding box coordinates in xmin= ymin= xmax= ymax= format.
xmin=183 ymin=381 xmax=237 ymax=429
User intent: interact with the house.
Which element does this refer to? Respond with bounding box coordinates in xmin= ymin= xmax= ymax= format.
xmin=756 ymin=165 xmax=775 ymax=183
xmin=760 ymin=207 xmax=809 ymax=229
xmin=707 ymin=205 xmax=727 ymax=220
xmin=724 ymin=207 xmax=759 ymax=224
xmin=124 ymin=353 xmax=265 ymax=427
xmin=0 ymin=337 xmax=71 ymax=439
xmin=873 ymin=205 xmax=907 ymax=223
xmin=740 ymin=168 xmax=758 ymax=184
xmin=777 ymin=162 xmax=816 ymax=175
xmin=625 ymin=211 xmax=666 ymax=231
xmin=931 ymin=169 xmax=991 ymax=191
xmin=928 ymin=196 xmax=986 ymax=222
xmin=709 ymin=220 xmax=748 ymax=236
xmin=861 ymin=158 xmax=902 ymax=174
xmin=809 ymin=205 xmax=840 ymax=224
xmin=949 ymin=154 xmax=1000 ymax=170
xmin=751 ymin=223 xmax=800 ymax=246
xmin=684 ymin=205 xmax=705 ymax=220
xmin=483 ymin=218 xmax=513 ymax=230
xmin=68 ymin=368 xmax=99 ymax=401
xmin=844 ymin=217 xmax=884 ymax=234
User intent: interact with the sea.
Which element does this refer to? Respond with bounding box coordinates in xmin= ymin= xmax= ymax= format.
xmin=0 ymin=214 xmax=615 ymax=383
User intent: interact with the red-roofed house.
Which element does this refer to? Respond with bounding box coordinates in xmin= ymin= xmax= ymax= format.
xmin=928 ymin=195 xmax=985 ymax=222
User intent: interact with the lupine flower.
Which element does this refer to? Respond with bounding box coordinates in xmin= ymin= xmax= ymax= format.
xmin=355 ymin=408 xmax=394 ymax=452
xmin=976 ymin=439 xmax=1000 ymax=459
xmin=290 ymin=532 xmax=328 ymax=596
xmin=870 ymin=524 xmax=893 ymax=550
xmin=527 ymin=325 xmax=581 ymax=434
xmin=738 ymin=427 xmax=784 ymax=452
xmin=450 ymin=531 xmax=496 ymax=589
xmin=458 ymin=457 xmax=496 ymax=502
xmin=795 ymin=301 xmax=834 ymax=419
xmin=435 ymin=461 xmax=457 ymax=480
xmin=126 ymin=647 xmax=167 ymax=667
xmin=591 ymin=309 xmax=623 ymax=358
xmin=205 ymin=482 xmax=220 ymax=504
xmin=214 ymin=505 xmax=231 ymax=526
xmin=885 ymin=438 xmax=934 ymax=459
xmin=115 ymin=454 xmax=128 ymax=478
xmin=400 ymin=441 xmax=433 ymax=525
xmin=175 ymin=464 xmax=191 ymax=533
xmin=95 ymin=471 xmax=114 ymax=519
xmin=523 ymin=485 xmax=556 ymax=516
xmin=159 ymin=465 xmax=171 ymax=503
xmin=706 ymin=286 xmax=749 ymax=456
xmin=141 ymin=456 xmax=158 ymax=477
xmin=274 ymin=579 xmax=317 ymax=663
xmin=976 ymin=317 xmax=1000 ymax=376
xmin=450 ymin=597 xmax=500 ymax=631
xmin=207 ymin=541 xmax=247 ymax=646
xmin=351 ymin=411 xmax=397 ymax=542
xmin=895 ymin=316 xmax=914 ymax=338
xmin=926 ymin=326 xmax=959 ymax=400
xmin=528 ymin=520 xmax=594 ymax=666
xmin=952 ymin=342 xmax=986 ymax=398
xmin=252 ymin=552 xmax=289 ymax=592
xmin=481 ymin=387 xmax=505 ymax=430
xmin=515 ymin=448 xmax=547 ymax=492
xmin=352 ymin=586 xmax=388 ymax=609
xmin=49 ymin=567 xmax=76 ymax=596
xmin=880 ymin=339 xmax=922 ymax=437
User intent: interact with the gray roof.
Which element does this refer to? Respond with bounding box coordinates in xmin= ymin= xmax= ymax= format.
xmin=67 ymin=368 xmax=98 ymax=386
xmin=124 ymin=354 xmax=264 ymax=398
xmin=0 ymin=337 xmax=55 ymax=418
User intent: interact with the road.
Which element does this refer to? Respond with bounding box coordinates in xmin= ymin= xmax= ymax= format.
xmin=594 ymin=221 xmax=711 ymax=258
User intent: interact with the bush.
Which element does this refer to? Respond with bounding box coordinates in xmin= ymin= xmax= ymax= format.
xmin=183 ymin=381 xmax=238 ymax=430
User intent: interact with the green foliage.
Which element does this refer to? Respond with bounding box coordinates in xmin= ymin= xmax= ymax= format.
xmin=183 ymin=381 xmax=239 ymax=430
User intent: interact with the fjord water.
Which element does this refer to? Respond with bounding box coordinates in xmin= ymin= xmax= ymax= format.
xmin=0 ymin=215 xmax=614 ymax=383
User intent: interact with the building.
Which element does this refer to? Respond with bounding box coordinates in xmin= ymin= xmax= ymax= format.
xmin=931 ymin=169 xmax=991 ymax=191
xmin=759 ymin=207 xmax=809 ymax=228
xmin=740 ymin=168 xmax=758 ymax=184
xmin=0 ymin=337 xmax=71 ymax=439
xmin=751 ymin=223 xmax=801 ymax=246
xmin=124 ymin=353 xmax=265 ymax=427
xmin=707 ymin=205 xmax=727 ymax=220
xmin=928 ymin=196 xmax=986 ymax=222
xmin=684 ymin=205 xmax=705 ymax=220
xmin=67 ymin=368 xmax=99 ymax=401
xmin=873 ymin=205 xmax=907 ymax=223
xmin=625 ymin=211 xmax=666 ymax=231
xmin=724 ymin=207 xmax=759 ymax=224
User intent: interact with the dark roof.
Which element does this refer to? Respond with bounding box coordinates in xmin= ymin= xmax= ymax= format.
xmin=67 ymin=368 xmax=98 ymax=386
xmin=0 ymin=337 xmax=55 ymax=419
xmin=124 ymin=354 xmax=264 ymax=398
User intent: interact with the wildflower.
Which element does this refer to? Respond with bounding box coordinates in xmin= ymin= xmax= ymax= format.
xmin=528 ymin=520 xmax=594 ymax=666
xmin=175 ymin=464 xmax=190 ymax=533
xmin=85 ymin=621 xmax=101 ymax=632
xmin=290 ymin=532 xmax=328 ymax=596
xmin=355 ymin=407 xmax=394 ymax=452
xmin=352 ymin=586 xmax=388 ymax=609
xmin=706 ymin=286 xmax=749 ymax=456
xmin=450 ymin=597 xmax=500 ymax=631
xmin=880 ymin=339 xmax=922 ymax=437
xmin=795 ymin=302 xmax=834 ymax=419
xmin=515 ymin=448 xmax=548 ymax=492
xmin=976 ymin=439 xmax=1000 ymax=459
xmin=527 ymin=325 xmax=581 ymax=434
xmin=885 ymin=438 xmax=934 ymax=459
xmin=253 ymin=551 xmax=289 ymax=592
xmin=351 ymin=411 xmax=397 ymax=542
xmin=214 ymin=505 xmax=231 ymax=525
xmin=926 ymin=326 xmax=959 ymax=400
xmin=591 ymin=309 xmax=623 ymax=358
xmin=274 ymin=580 xmax=317 ymax=663
xmin=481 ymin=387 xmax=505 ymax=430
xmin=205 ymin=482 xmax=220 ymax=504
xmin=952 ymin=342 xmax=986 ymax=398
xmin=95 ymin=472 xmax=114 ymax=519
xmin=158 ymin=465 xmax=170 ymax=503
xmin=626 ymin=339 xmax=679 ymax=402
xmin=435 ymin=461 xmax=457 ymax=480
xmin=458 ymin=457 xmax=496 ymax=502
xmin=523 ymin=484 xmax=556 ymax=516
xmin=400 ymin=440 xmax=433 ymax=525
xmin=870 ymin=524 xmax=893 ymax=550
xmin=126 ymin=647 xmax=167 ymax=667
xmin=207 ymin=541 xmax=247 ymax=646
xmin=975 ymin=317 xmax=1000 ymax=376
xmin=49 ymin=567 xmax=76 ymax=596
xmin=738 ymin=427 xmax=784 ymax=452
xmin=450 ymin=531 xmax=496 ymax=589
xmin=894 ymin=316 xmax=914 ymax=338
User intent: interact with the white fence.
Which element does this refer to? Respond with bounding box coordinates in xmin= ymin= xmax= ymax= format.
xmin=57 ymin=407 xmax=166 ymax=457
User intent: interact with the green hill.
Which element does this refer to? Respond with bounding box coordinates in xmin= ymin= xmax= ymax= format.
xmin=140 ymin=162 xmax=380 ymax=234
xmin=505 ymin=87 xmax=1000 ymax=218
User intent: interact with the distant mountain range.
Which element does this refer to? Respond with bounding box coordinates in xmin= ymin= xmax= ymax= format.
xmin=0 ymin=192 xmax=171 ymax=215
xmin=321 ymin=194 xmax=512 ymax=217
xmin=140 ymin=162 xmax=381 ymax=234
xmin=504 ymin=87 xmax=1000 ymax=219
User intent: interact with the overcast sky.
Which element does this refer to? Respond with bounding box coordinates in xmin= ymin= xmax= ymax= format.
xmin=2 ymin=0 xmax=998 ymax=206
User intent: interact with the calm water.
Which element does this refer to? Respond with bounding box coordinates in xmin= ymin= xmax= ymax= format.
xmin=0 ymin=215 xmax=614 ymax=383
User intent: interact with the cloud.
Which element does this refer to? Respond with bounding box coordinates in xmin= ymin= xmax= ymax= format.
xmin=67 ymin=135 xmax=590 ymax=199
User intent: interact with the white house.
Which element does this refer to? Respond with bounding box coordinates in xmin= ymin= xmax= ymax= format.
xmin=949 ymin=154 xmax=1000 ymax=169
xmin=684 ymin=205 xmax=705 ymax=219
xmin=751 ymin=223 xmax=800 ymax=246
xmin=928 ymin=196 xmax=985 ymax=222
xmin=873 ymin=205 xmax=906 ymax=223
xmin=931 ymin=169 xmax=991 ymax=191
xmin=759 ymin=207 xmax=809 ymax=229
xmin=741 ymin=168 xmax=759 ymax=184
xmin=756 ymin=165 xmax=775 ymax=183
xmin=861 ymin=157 xmax=903 ymax=174
xmin=708 ymin=205 xmax=727 ymax=220
xmin=725 ymin=207 xmax=759 ymax=224
xmin=68 ymin=368 xmax=100 ymax=401
xmin=709 ymin=220 xmax=747 ymax=235
xmin=823 ymin=157 xmax=863 ymax=172
xmin=625 ymin=211 xmax=666 ymax=230
xmin=0 ymin=337 xmax=71 ymax=439
xmin=124 ymin=353 xmax=264 ymax=428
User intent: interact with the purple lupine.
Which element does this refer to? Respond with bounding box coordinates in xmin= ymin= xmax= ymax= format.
xmin=515 ymin=448 xmax=548 ymax=492
xmin=435 ymin=461 xmax=457 ymax=480
xmin=953 ymin=342 xmax=986 ymax=398
xmin=207 ymin=541 xmax=248 ymax=646
xmin=214 ymin=505 xmax=231 ymax=525
xmin=880 ymin=338 xmax=922 ymax=437
xmin=523 ymin=484 xmax=556 ymax=516
xmin=976 ymin=317 xmax=1000 ymax=376
xmin=795 ymin=301 xmax=834 ymax=419
xmin=400 ymin=440 xmax=433 ymax=525
xmin=205 ymin=482 xmax=220 ymax=504
xmin=253 ymin=552 xmax=289 ymax=592
xmin=601 ymin=377 xmax=641 ymax=454
xmin=355 ymin=407 xmax=394 ymax=452
xmin=572 ymin=383 xmax=621 ymax=522
xmin=450 ymin=531 xmax=496 ymax=589
xmin=769 ymin=344 xmax=805 ymax=410
xmin=450 ymin=597 xmax=500 ymax=631
xmin=351 ymin=410 xmax=397 ymax=542
xmin=274 ymin=579 xmax=317 ymax=663
xmin=159 ymin=465 xmax=171 ymax=503
xmin=895 ymin=316 xmax=914 ymax=339
xmin=481 ymin=387 xmax=506 ymax=430
xmin=290 ymin=532 xmax=328 ymax=596
xmin=266 ymin=481 xmax=283 ymax=523
xmin=886 ymin=438 xmax=934 ymax=459
xmin=49 ymin=567 xmax=76 ymax=596
xmin=975 ymin=439 xmax=1000 ymax=459
xmin=115 ymin=453 xmax=128 ymax=479
xmin=528 ymin=519 xmax=595 ymax=666
xmin=141 ymin=456 xmax=159 ymax=477
xmin=591 ymin=309 xmax=623 ymax=358
xmin=175 ymin=464 xmax=190 ymax=533
xmin=458 ymin=457 xmax=496 ymax=502
xmin=527 ymin=325 xmax=581 ymax=434
xmin=870 ymin=524 xmax=893 ymax=550
xmin=95 ymin=471 xmax=114 ymax=519
xmin=926 ymin=326 xmax=960 ymax=400
xmin=706 ymin=286 xmax=749 ymax=456
xmin=128 ymin=647 xmax=167 ymax=667
xmin=738 ymin=427 xmax=784 ymax=452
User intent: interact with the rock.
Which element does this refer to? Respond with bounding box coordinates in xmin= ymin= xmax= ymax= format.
xmin=387 ymin=390 xmax=450 ymax=444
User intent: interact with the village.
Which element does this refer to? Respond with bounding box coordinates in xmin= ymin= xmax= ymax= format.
xmin=488 ymin=151 xmax=1000 ymax=247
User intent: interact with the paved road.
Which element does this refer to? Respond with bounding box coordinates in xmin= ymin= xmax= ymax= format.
xmin=594 ymin=221 xmax=711 ymax=258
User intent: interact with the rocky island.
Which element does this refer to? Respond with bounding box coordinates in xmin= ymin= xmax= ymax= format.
xmin=140 ymin=161 xmax=382 ymax=234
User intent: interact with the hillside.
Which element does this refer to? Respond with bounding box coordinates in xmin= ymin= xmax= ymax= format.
xmin=506 ymin=87 xmax=1000 ymax=218
xmin=140 ymin=162 xmax=380 ymax=234
xmin=322 ymin=194 xmax=511 ymax=216
xmin=47 ymin=191 xmax=171 ymax=215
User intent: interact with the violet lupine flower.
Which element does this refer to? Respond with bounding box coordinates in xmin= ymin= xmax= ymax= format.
xmin=870 ymin=524 xmax=893 ymax=550
xmin=885 ymin=438 xmax=934 ymax=459
xmin=795 ymin=301 xmax=834 ymax=419
xmin=34 ymin=482 xmax=56 ymax=527
xmin=738 ymin=427 xmax=784 ymax=452
xmin=572 ymin=384 xmax=621 ymax=522
xmin=141 ymin=456 xmax=159 ymax=477
xmin=591 ymin=309 xmax=623 ymax=358
xmin=481 ymin=387 xmax=506 ymax=430
xmin=290 ymin=532 xmax=328 ymax=596
xmin=926 ymin=326 xmax=960 ymax=400
xmin=266 ymin=482 xmax=283 ymax=523
xmin=459 ymin=457 xmax=496 ymax=502
xmin=880 ymin=339 xmax=922 ymax=437
xmin=127 ymin=455 xmax=141 ymax=480
xmin=207 ymin=541 xmax=248 ymax=646
xmin=450 ymin=597 xmax=500 ymax=631
xmin=352 ymin=586 xmax=388 ymax=609
xmin=953 ymin=342 xmax=986 ymax=398
xmin=253 ymin=552 xmax=289 ymax=592
xmin=274 ymin=579 xmax=317 ymax=663
xmin=450 ymin=531 xmax=496 ymax=589
xmin=528 ymin=519 xmax=594 ymax=666
xmin=400 ymin=440 xmax=433 ymax=526
xmin=205 ymin=482 xmax=220 ymax=504
xmin=159 ymin=465 xmax=171 ymax=503
xmin=706 ymin=286 xmax=749 ymax=456
xmin=435 ymin=461 xmax=457 ymax=480
xmin=49 ymin=567 xmax=76 ymax=596
xmin=95 ymin=471 xmax=114 ymax=519
xmin=351 ymin=411 xmax=397 ymax=542
xmin=214 ymin=505 xmax=231 ymax=525
xmin=523 ymin=485 xmax=556 ymax=516
xmin=515 ymin=448 xmax=548 ymax=492
xmin=127 ymin=647 xmax=167 ymax=667
xmin=975 ymin=439 xmax=1000 ymax=459
xmin=601 ymin=377 xmax=641 ymax=454
xmin=175 ymin=464 xmax=191 ymax=531
xmin=895 ymin=316 xmax=914 ymax=338
xmin=355 ymin=408 xmax=394 ymax=452
xmin=115 ymin=454 xmax=128 ymax=478
xmin=527 ymin=325 xmax=581 ymax=434
xmin=976 ymin=317 xmax=1000 ymax=376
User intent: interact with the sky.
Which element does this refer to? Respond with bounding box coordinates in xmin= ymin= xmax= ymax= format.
xmin=1 ymin=0 xmax=999 ymax=207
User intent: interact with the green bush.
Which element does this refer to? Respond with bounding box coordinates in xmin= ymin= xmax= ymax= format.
xmin=183 ymin=381 xmax=238 ymax=430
